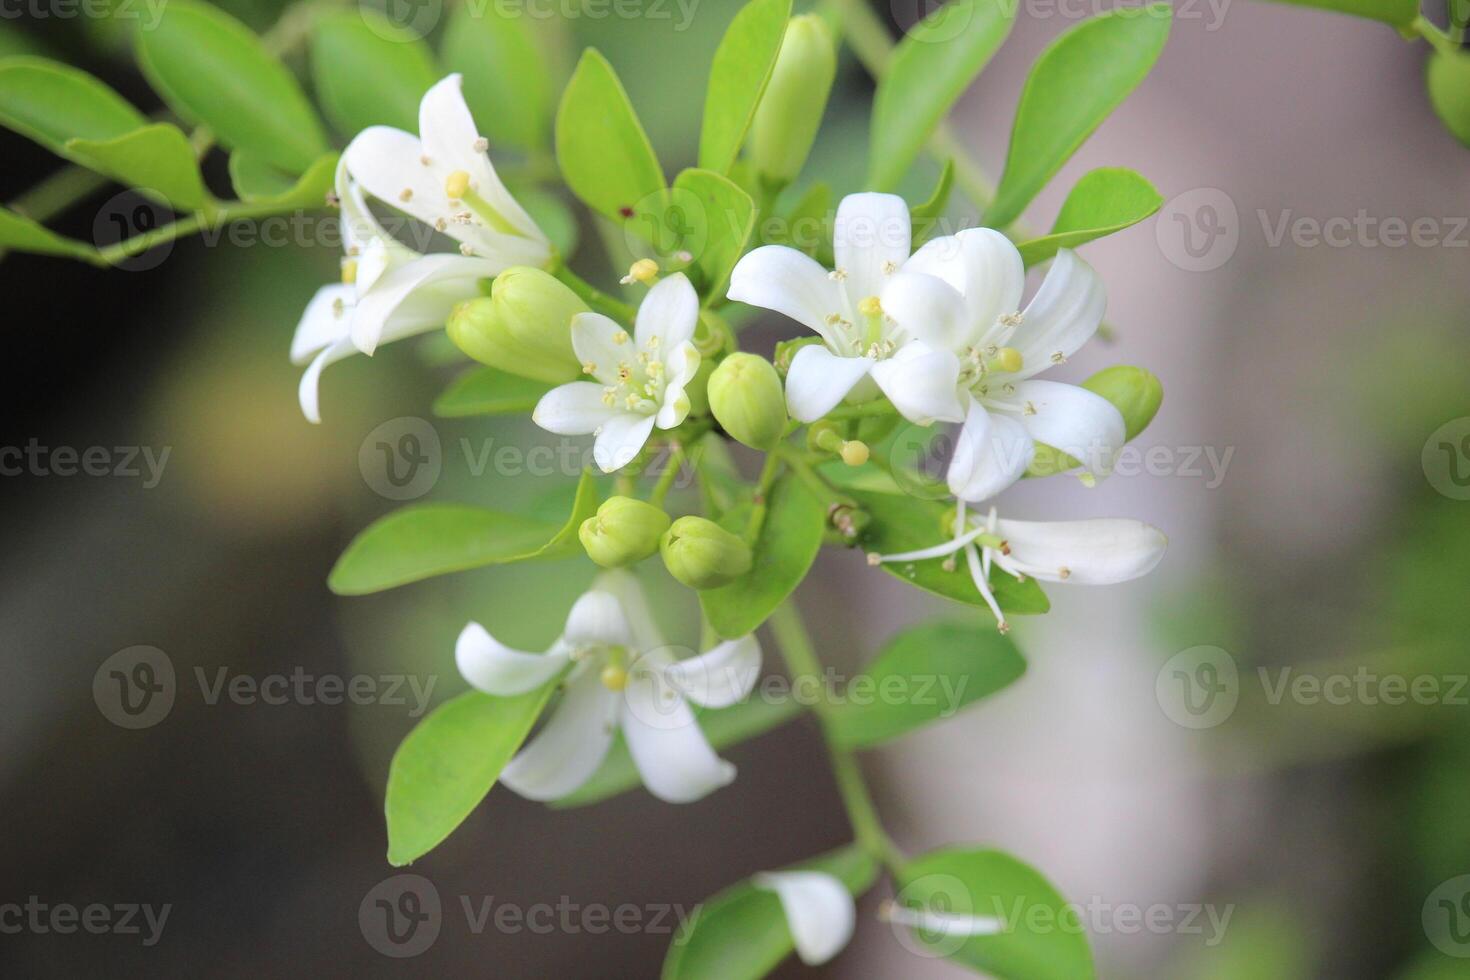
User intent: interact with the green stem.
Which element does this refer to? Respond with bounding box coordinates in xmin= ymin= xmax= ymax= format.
xmin=554 ymin=263 xmax=638 ymax=322
xmin=824 ymin=400 xmax=898 ymax=422
xmin=648 ymin=442 xmax=687 ymax=507
xmin=769 ymin=601 xmax=905 ymax=872
xmin=1412 ymin=15 xmax=1459 ymax=54
xmin=776 ymin=444 xmax=855 ymax=509
xmin=743 ymin=450 xmax=785 ymax=544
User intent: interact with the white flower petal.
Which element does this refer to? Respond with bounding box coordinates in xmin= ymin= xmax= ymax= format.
xmin=663 ymin=635 xmax=761 ymax=708
xmin=562 ymin=590 xmax=633 ymax=648
xmin=620 ymin=669 xmax=734 ymax=803
xmin=336 ymin=155 xmax=417 ymax=267
xmin=349 ymin=253 xmax=488 ymax=354
xmin=592 ymin=569 xmax=666 ymax=650
xmin=907 ymin=228 xmax=1024 ymax=343
xmin=1007 ymin=380 xmax=1125 ymax=477
xmin=1011 ymin=249 xmax=1105 ymax=377
xmin=868 ymin=342 xmax=964 ymax=425
xmin=592 ymin=412 xmax=657 ymax=473
xmin=500 ymin=664 xmax=619 ymax=801
xmin=297 ymin=336 xmax=358 ymax=424
xmin=880 ymin=270 xmax=970 ymax=351
xmin=885 ymin=903 xmax=1004 ymax=937
xmin=455 ymin=622 xmax=570 ymax=696
xmin=655 ymin=341 xmax=700 ymax=430
xmin=727 ymin=245 xmax=847 ymax=343
xmin=635 ymin=272 xmax=699 ymax=352
xmin=291 ymin=283 xmax=355 ymax=364
xmin=995 ymin=517 xmax=1168 ymax=584
xmin=752 ymin=871 xmax=855 ymax=966
xmin=570 ymin=312 xmax=629 ymax=386
xmin=833 ymin=192 xmax=910 ymax=308
xmin=947 ymin=401 xmax=1034 ymax=502
xmin=784 ymin=345 xmax=873 ymax=423
xmin=533 ymin=381 xmax=618 ymax=434
xmin=342 ymin=125 xmax=444 ymax=230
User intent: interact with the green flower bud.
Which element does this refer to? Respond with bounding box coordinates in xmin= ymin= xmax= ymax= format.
xmin=579 ymin=496 xmax=671 ymax=568
xmin=708 ymin=353 xmax=788 ymax=450
xmin=446 ymin=267 xmax=587 ymax=384
xmin=684 ymin=358 xmax=716 ymax=417
xmin=1082 ymin=365 xmax=1163 ymax=441
xmin=748 ymin=15 xmax=837 ymax=186
xmin=773 ymin=336 xmax=823 ymax=377
xmin=660 ymin=516 xmax=753 ymax=590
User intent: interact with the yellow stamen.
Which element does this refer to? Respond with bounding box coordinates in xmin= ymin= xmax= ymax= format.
xmin=340 ymin=258 xmax=358 ymax=285
xmin=992 ymin=346 xmax=1024 ymax=374
xmin=621 ymin=258 xmax=659 ymax=285
xmin=444 ymin=170 xmax=471 ymax=199
xmin=840 ymin=440 xmax=870 ymax=467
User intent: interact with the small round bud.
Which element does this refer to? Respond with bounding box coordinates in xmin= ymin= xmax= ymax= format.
xmin=622 ymin=258 xmax=659 ymax=285
xmin=1082 ymin=365 xmax=1163 ymax=441
xmin=707 ymin=353 xmax=788 ymax=450
xmin=660 ymin=516 xmax=753 ymax=590
xmin=579 ymin=496 xmax=671 ymax=568
xmin=446 ymin=267 xmax=588 ymax=384
xmin=748 ymin=15 xmax=838 ymax=185
xmin=599 ymin=665 xmax=629 ymax=691
xmin=839 ymin=439 xmax=869 ymax=467
xmin=683 ymin=358 xmax=717 ymax=417
xmin=444 ymin=170 xmax=471 ymax=199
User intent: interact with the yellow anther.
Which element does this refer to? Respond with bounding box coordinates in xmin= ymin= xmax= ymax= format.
xmin=398 ymin=188 xmax=413 ymax=203
xmin=340 ymin=258 xmax=358 ymax=285
xmin=993 ymin=346 xmax=1024 ymax=374
xmin=444 ymin=170 xmax=471 ymax=199
xmin=858 ymin=296 xmax=883 ymax=318
xmin=600 ymin=665 xmax=628 ymax=691
xmin=840 ymin=440 xmax=870 ymax=467
xmin=622 ymin=258 xmax=659 ymax=285
xmin=613 ymin=331 xmax=629 ymax=345
xmin=582 ymin=361 xmax=598 ymax=375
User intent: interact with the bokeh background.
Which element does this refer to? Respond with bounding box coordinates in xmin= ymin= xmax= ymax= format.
xmin=3 ymin=0 xmax=1469 ymax=976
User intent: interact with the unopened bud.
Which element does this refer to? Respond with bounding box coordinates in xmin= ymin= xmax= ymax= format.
xmin=660 ymin=516 xmax=753 ymax=590
xmin=1082 ymin=365 xmax=1162 ymax=441
xmin=708 ymin=353 xmax=787 ymax=450
xmin=579 ymin=496 xmax=671 ymax=568
xmin=748 ymin=15 xmax=837 ymax=185
xmin=447 ymin=267 xmax=587 ymax=384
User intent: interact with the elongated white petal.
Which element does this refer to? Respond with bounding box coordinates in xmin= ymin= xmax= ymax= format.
xmin=663 ymin=635 xmax=761 ymax=708
xmin=752 ymin=871 xmax=855 ymax=966
xmin=297 ymin=336 xmax=358 ymax=424
xmin=336 ymin=155 xmax=417 ymax=268
xmin=349 ymin=253 xmax=488 ymax=354
xmin=1007 ymin=380 xmax=1124 ymax=477
xmin=593 ymin=412 xmax=657 ymax=473
xmin=500 ymin=664 xmax=619 ymax=801
xmin=456 ymin=622 xmax=570 ymax=695
xmin=533 ymin=381 xmax=618 ymax=434
xmin=833 ymin=192 xmax=910 ymax=308
xmin=620 ymin=665 xmax=735 ymax=803
xmin=635 ymin=272 xmax=699 ymax=352
xmin=343 ymin=125 xmax=442 ymax=227
xmin=1011 ymin=249 xmax=1105 ymax=377
xmin=291 ymin=283 xmax=355 ymax=363
xmin=562 ymin=590 xmax=633 ymax=648
xmin=784 ymin=345 xmax=872 ymax=422
xmin=570 ymin=312 xmax=629 ymax=387
xmin=911 ymin=228 xmax=1025 ymax=341
xmin=656 ymin=341 xmax=701 ymax=430
xmin=727 ymin=245 xmax=846 ymax=343
xmin=995 ymin=517 xmax=1168 ymax=584
xmin=880 ymin=270 xmax=970 ymax=351
xmin=884 ymin=903 xmax=1004 ymax=937
xmin=948 ymin=401 xmax=1034 ymax=502
xmin=592 ymin=569 xmax=666 ymax=651
xmin=869 ymin=342 xmax=964 ymax=425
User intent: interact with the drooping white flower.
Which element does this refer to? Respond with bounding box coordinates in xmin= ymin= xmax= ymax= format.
xmin=869 ymin=500 xmax=1167 ymax=632
xmin=752 ymin=871 xmax=856 ymax=966
xmin=532 ymin=274 xmax=702 ymax=473
xmin=456 ymin=569 xmax=760 ymax=804
xmin=727 ymin=193 xmax=965 ymax=426
xmin=879 ymin=899 xmax=1005 ymax=937
xmin=880 ymin=231 xmax=1124 ymax=501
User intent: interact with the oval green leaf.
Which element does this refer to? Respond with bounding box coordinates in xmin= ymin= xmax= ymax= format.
xmin=433 ymin=366 xmax=553 ymax=417
xmin=1427 ymin=49 xmax=1470 ymax=148
xmin=671 ymin=167 xmax=756 ymax=302
xmin=228 ymin=151 xmax=338 ymax=207
xmin=0 ymin=206 xmax=100 ymax=261
xmin=311 ymin=11 xmax=438 ymax=136
xmin=911 ymin=159 xmax=956 ymax=245
xmin=1015 ymin=167 xmax=1161 ymax=266
xmin=0 ymin=56 xmax=146 ymax=159
xmin=986 ymin=5 xmax=1171 ymax=229
xmin=698 ymin=0 xmax=793 ymax=174
xmin=67 ymin=123 xmax=206 ymax=212
xmin=441 ymin=1 xmax=555 ymax=151
xmin=555 ymin=49 xmax=666 ymax=226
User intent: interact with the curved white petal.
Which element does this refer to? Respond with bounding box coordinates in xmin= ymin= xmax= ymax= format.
xmin=868 ymin=342 xmax=964 ymax=425
xmin=635 ymin=272 xmax=699 ymax=352
xmin=562 ymin=590 xmax=633 ymax=648
xmin=533 ymin=381 xmax=618 ymax=434
xmin=336 ymin=155 xmax=418 ymax=268
xmin=833 ymin=192 xmax=910 ymax=308
xmin=349 ymin=253 xmax=488 ymax=354
xmin=784 ymin=345 xmax=873 ymax=423
xmin=456 ymin=622 xmax=570 ymax=695
xmin=500 ymin=664 xmax=619 ymax=801
xmin=656 ymin=341 xmax=701 ymax=430
xmin=592 ymin=412 xmax=657 ymax=473
xmin=1011 ymin=249 xmax=1105 ymax=377
xmin=906 ymin=228 xmax=1025 ymax=342
xmin=947 ymin=401 xmax=1034 ymax=502
xmin=885 ymin=903 xmax=1003 ymax=937
xmin=620 ymin=667 xmax=734 ymax=803
xmin=592 ymin=569 xmax=666 ymax=651
xmin=297 ymin=336 xmax=358 ymax=424
xmin=1007 ymin=380 xmax=1125 ymax=477
xmin=342 ymin=125 xmax=443 ymax=229
xmin=291 ymin=283 xmax=355 ymax=364
xmin=880 ymin=270 xmax=970 ymax=351
xmin=663 ymin=635 xmax=761 ymax=709
xmin=996 ymin=517 xmax=1167 ymax=584
xmin=752 ymin=871 xmax=855 ymax=966
xmin=727 ymin=245 xmax=846 ymax=342
xmin=570 ymin=312 xmax=630 ymax=386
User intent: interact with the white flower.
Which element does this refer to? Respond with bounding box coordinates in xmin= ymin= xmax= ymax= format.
xmin=455 ymin=570 xmax=760 ymax=804
xmin=879 ymin=900 xmax=1005 ymax=937
xmin=532 ymin=274 xmax=702 ymax=473
xmin=869 ymin=500 xmax=1167 ymax=632
xmin=727 ymin=193 xmax=965 ymax=426
xmin=880 ymin=230 xmax=1124 ymax=501
xmin=752 ymin=871 xmax=855 ymax=966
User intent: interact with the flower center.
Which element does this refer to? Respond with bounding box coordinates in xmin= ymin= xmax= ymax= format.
xmin=442 ymin=171 xmax=524 ymax=239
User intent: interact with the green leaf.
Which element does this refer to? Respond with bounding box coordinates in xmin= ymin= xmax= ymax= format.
xmin=433 ymin=367 xmax=553 ymax=417
xmin=135 ymin=0 xmax=329 ymax=174
xmin=328 ymin=472 xmax=599 ymax=595
xmin=986 ymin=5 xmax=1171 ymax=229
xmin=67 ymin=123 xmax=206 ymax=212
xmin=385 ymin=686 xmax=558 ymax=866
xmin=828 ymin=621 xmax=1026 ymax=748
xmin=671 ymin=168 xmax=756 ymax=302
xmin=1427 ymin=50 xmax=1470 ymax=148
xmin=851 ymin=489 xmax=1050 ymax=618
xmin=701 ymin=473 xmax=826 ymax=639
xmin=555 ymin=49 xmax=665 ymax=226
xmin=868 ymin=0 xmax=1015 ymax=192
xmin=698 ymin=0 xmax=793 ymax=174
xmin=0 ymin=206 xmax=99 ymax=261
xmin=310 ymin=11 xmax=438 ymax=136
xmin=766 ymin=181 xmax=830 ymax=259
xmin=663 ymin=845 xmax=879 ymax=980
xmin=0 ymin=56 xmax=146 ymax=160
xmin=227 ymin=151 xmax=338 ymax=207
xmin=1015 ymin=167 xmax=1162 ymax=266
xmin=1250 ymin=0 xmax=1417 ymax=27
xmin=896 ymin=848 xmax=1095 ymax=980
xmin=553 ymin=695 xmax=802 ymax=808
xmin=911 ymin=159 xmax=955 ymax=245
xmin=441 ymin=1 xmax=554 ymax=151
